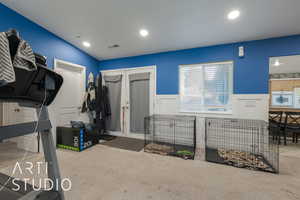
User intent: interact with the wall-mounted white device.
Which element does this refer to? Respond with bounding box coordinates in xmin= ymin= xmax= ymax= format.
xmin=239 ymin=46 xmax=244 ymax=57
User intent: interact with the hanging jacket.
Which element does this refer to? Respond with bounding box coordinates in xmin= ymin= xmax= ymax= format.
xmin=102 ymin=86 xmax=111 ymax=117
xmin=95 ymin=73 xmax=111 ymax=131
xmin=0 ymin=31 xmax=36 ymax=87
xmin=95 ymin=73 xmax=104 ymax=129
xmin=96 ymin=72 xmax=110 ymax=116
xmin=95 ymin=73 xmax=103 ymax=113
xmin=82 ymin=72 xmax=97 ymax=112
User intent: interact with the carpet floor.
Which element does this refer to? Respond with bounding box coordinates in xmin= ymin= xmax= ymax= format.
xmin=0 ymin=144 xmax=300 ymax=200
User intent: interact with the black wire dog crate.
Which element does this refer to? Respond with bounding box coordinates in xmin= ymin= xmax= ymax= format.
xmin=144 ymin=115 xmax=196 ymax=159
xmin=205 ymin=118 xmax=279 ymax=173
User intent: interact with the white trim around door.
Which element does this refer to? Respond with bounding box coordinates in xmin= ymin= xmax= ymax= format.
xmin=54 ymin=59 xmax=87 ymax=108
xmin=101 ymin=65 xmax=157 ymax=140
xmin=54 ymin=59 xmax=87 ymax=86
xmin=51 ymin=59 xmax=87 ymax=145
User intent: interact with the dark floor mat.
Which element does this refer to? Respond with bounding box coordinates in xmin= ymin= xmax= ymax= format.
xmin=100 ymin=134 xmax=117 ymax=141
xmin=100 ymin=136 xmax=144 ymax=152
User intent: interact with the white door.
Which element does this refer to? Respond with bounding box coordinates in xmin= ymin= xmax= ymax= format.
xmin=3 ymin=103 xmax=38 ymax=152
xmin=102 ymin=66 xmax=156 ymax=139
xmin=52 ymin=60 xmax=86 ymax=143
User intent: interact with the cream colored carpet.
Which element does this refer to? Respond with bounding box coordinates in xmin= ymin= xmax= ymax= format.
xmin=0 ymin=144 xmax=300 ymax=200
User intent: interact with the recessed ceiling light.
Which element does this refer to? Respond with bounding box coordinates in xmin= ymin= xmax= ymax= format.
xmin=139 ymin=29 xmax=149 ymax=37
xmin=228 ymin=10 xmax=240 ymax=20
xmin=83 ymin=41 xmax=91 ymax=48
xmin=108 ymin=44 xmax=120 ymax=48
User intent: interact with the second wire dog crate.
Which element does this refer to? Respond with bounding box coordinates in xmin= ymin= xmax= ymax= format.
xmin=205 ymin=118 xmax=279 ymax=173
xmin=144 ymin=115 xmax=196 ymax=159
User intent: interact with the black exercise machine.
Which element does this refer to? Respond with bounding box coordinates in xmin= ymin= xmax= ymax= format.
xmin=0 ymin=30 xmax=65 ymax=200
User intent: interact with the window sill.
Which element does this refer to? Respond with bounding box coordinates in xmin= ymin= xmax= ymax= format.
xmin=179 ymin=110 xmax=233 ymax=115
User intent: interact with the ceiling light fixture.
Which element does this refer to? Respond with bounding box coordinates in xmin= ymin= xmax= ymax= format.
xmin=83 ymin=41 xmax=91 ymax=48
xmin=139 ymin=29 xmax=149 ymax=37
xmin=108 ymin=44 xmax=120 ymax=48
xmin=228 ymin=10 xmax=240 ymax=20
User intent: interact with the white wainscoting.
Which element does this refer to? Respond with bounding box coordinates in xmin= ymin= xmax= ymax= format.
xmin=155 ymin=95 xmax=180 ymax=114
xmin=155 ymin=94 xmax=269 ymax=149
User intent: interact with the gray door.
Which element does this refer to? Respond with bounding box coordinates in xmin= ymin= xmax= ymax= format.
xmin=129 ymin=73 xmax=150 ymax=133
xmin=104 ymin=75 xmax=123 ymax=131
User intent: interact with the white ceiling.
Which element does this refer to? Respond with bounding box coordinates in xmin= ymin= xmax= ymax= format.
xmin=270 ymin=55 xmax=300 ymax=74
xmin=2 ymin=0 xmax=300 ymax=60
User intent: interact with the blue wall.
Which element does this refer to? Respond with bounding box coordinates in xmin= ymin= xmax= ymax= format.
xmin=0 ymin=3 xmax=99 ymax=80
xmin=4 ymin=1 xmax=300 ymax=94
xmin=99 ymin=35 xmax=300 ymax=95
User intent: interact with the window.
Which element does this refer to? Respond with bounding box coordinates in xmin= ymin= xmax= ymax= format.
xmin=179 ymin=61 xmax=233 ymax=113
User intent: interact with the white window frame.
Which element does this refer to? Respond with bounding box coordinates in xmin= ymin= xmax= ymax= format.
xmin=179 ymin=61 xmax=234 ymax=114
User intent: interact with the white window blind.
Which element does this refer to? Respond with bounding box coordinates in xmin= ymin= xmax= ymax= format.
xmin=179 ymin=61 xmax=233 ymax=113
